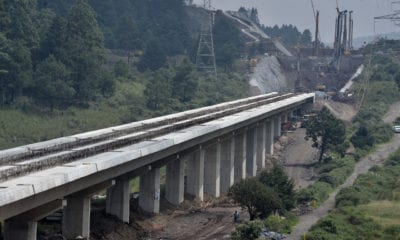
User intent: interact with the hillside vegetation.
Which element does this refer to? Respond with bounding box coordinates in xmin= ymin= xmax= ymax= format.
xmin=0 ymin=0 xmax=251 ymax=150
xmin=306 ymin=39 xmax=400 ymax=239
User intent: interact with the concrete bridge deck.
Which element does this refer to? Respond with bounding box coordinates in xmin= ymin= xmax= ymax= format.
xmin=0 ymin=92 xmax=314 ymax=240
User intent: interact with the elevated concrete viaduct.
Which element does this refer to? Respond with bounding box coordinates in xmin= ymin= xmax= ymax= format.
xmin=0 ymin=92 xmax=314 ymax=240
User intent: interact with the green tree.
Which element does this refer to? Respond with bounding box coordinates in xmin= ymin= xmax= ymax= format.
xmin=171 ymin=58 xmax=197 ymax=103
xmin=305 ymin=107 xmax=346 ymax=162
xmin=301 ymin=29 xmax=312 ymax=45
xmin=33 ymin=55 xmax=74 ymax=108
xmin=144 ymin=70 xmax=171 ymax=111
xmin=231 ymin=221 xmax=263 ymax=240
xmin=350 ymin=126 xmax=375 ymax=150
xmin=3 ymin=0 xmax=39 ymax=49
xmin=137 ymin=39 xmax=166 ymax=72
xmin=229 ymin=178 xmax=282 ymax=220
xmin=39 ymin=15 xmax=67 ymax=60
xmin=63 ymin=0 xmax=106 ymax=102
xmin=258 ymin=166 xmax=296 ymax=211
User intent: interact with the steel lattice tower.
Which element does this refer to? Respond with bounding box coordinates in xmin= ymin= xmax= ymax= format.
xmin=196 ymin=0 xmax=217 ymax=76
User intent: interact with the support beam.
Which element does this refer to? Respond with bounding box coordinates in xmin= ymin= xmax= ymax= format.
xmin=186 ymin=149 xmax=204 ymax=201
xmin=4 ymin=200 xmax=63 ymax=240
xmin=139 ymin=167 xmax=160 ymax=214
xmin=166 ymin=156 xmax=185 ymax=205
xmin=63 ymin=196 xmax=91 ymax=239
xmin=220 ymin=136 xmax=235 ymax=194
xmin=106 ymin=178 xmax=130 ymax=223
xmin=256 ymin=122 xmax=266 ymax=170
xmin=234 ymin=130 xmax=246 ymax=183
xmin=246 ymin=127 xmax=258 ymax=177
xmin=204 ymin=141 xmax=221 ymax=197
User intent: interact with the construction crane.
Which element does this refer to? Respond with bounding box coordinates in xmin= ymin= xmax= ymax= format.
xmin=310 ymin=0 xmax=320 ymax=56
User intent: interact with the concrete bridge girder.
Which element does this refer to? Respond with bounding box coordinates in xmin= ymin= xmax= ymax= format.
xmin=0 ymin=94 xmax=314 ymax=240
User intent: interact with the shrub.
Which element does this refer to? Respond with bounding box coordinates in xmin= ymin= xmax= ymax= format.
xmin=264 ymin=213 xmax=298 ymax=234
xmin=231 ymin=221 xmax=263 ymax=240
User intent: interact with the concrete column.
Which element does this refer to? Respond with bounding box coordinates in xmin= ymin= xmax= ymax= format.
xmin=234 ymin=130 xmax=247 ymax=183
xmin=282 ymin=113 xmax=288 ymax=123
xmin=204 ymin=141 xmax=221 ymax=197
xmin=186 ymin=149 xmax=204 ymax=201
xmin=274 ymin=116 xmax=282 ymax=139
xmin=106 ymin=178 xmax=130 ymax=223
xmin=265 ymin=120 xmax=274 ymax=156
xmin=4 ymin=221 xmax=37 ymax=240
xmin=4 ymin=200 xmax=63 ymax=240
xmin=220 ymin=136 xmax=235 ymax=193
xmin=246 ymin=127 xmax=258 ymax=177
xmin=63 ymin=196 xmax=91 ymax=239
xmin=166 ymin=157 xmax=185 ymax=205
xmin=139 ymin=167 xmax=160 ymax=214
xmin=256 ymin=122 xmax=267 ymax=170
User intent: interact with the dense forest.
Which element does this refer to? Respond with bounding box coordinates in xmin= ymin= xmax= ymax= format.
xmin=237 ymin=6 xmax=312 ymax=47
xmin=262 ymin=24 xmax=312 ymax=47
xmin=0 ymin=0 xmax=250 ymax=149
xmin=0 ymin=0 xmax=247 ymax=109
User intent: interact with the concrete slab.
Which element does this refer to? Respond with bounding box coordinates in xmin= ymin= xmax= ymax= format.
xmin=0 ymin=185 xmax=35 ymax=207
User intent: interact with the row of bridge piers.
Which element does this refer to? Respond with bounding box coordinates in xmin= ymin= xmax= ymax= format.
xmin=4 ymin=111 xmax=293 ymax=240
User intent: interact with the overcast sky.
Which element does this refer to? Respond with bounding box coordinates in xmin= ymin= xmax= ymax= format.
xmin=194 ymin=0 xmax=400 ymax=43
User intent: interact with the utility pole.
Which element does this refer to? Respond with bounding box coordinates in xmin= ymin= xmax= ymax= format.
xmin=196 ymin=0 xmax=217 ymax=76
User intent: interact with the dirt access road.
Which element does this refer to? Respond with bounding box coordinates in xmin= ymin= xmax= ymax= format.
xmin=280 ymin=128 xmax=318 ymax=190
xmin=287 ymin=102 xmax=400 ymax=240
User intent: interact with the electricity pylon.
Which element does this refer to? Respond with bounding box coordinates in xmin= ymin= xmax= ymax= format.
xmin=196 ymin=0 xmax=217 ymax=76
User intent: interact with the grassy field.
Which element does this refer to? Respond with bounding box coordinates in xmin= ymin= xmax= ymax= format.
xmin=355 ymin=201 xmax=400 ymax=227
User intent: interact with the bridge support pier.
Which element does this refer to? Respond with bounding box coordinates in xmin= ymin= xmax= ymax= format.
xmin=63 ymin=196 xmax=91 ymax=239
xmin=220 ymin=136 xmax=235 ymax=193
xmin=139 ymin=167 xmax=160 ymax=214
xmin=166 ymin=156 xmax=185 ymax=205
xmin=186 ymin=149 xmax=204 ymax=201
xmin=5 ymin=220 xmax=37 ymax=240
xmin=246 ymin=127 xmax=258 ymax=177
xmin=106 ymin=178 xmax=130 ymax=223
xmin=266 ymin=120 xmax=274 ymax=156
xmin=234 ymin=130 xmax=246 ymax=183
xmin=256 ymin=122 xmax=267 ymax=170
xmin=204 ymin=141 xmax=221 ymax=197
xmin=274 ymin=116 xmax=282 ymax=139
xmin=4 ymin=200 xmax=63 ymax=240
